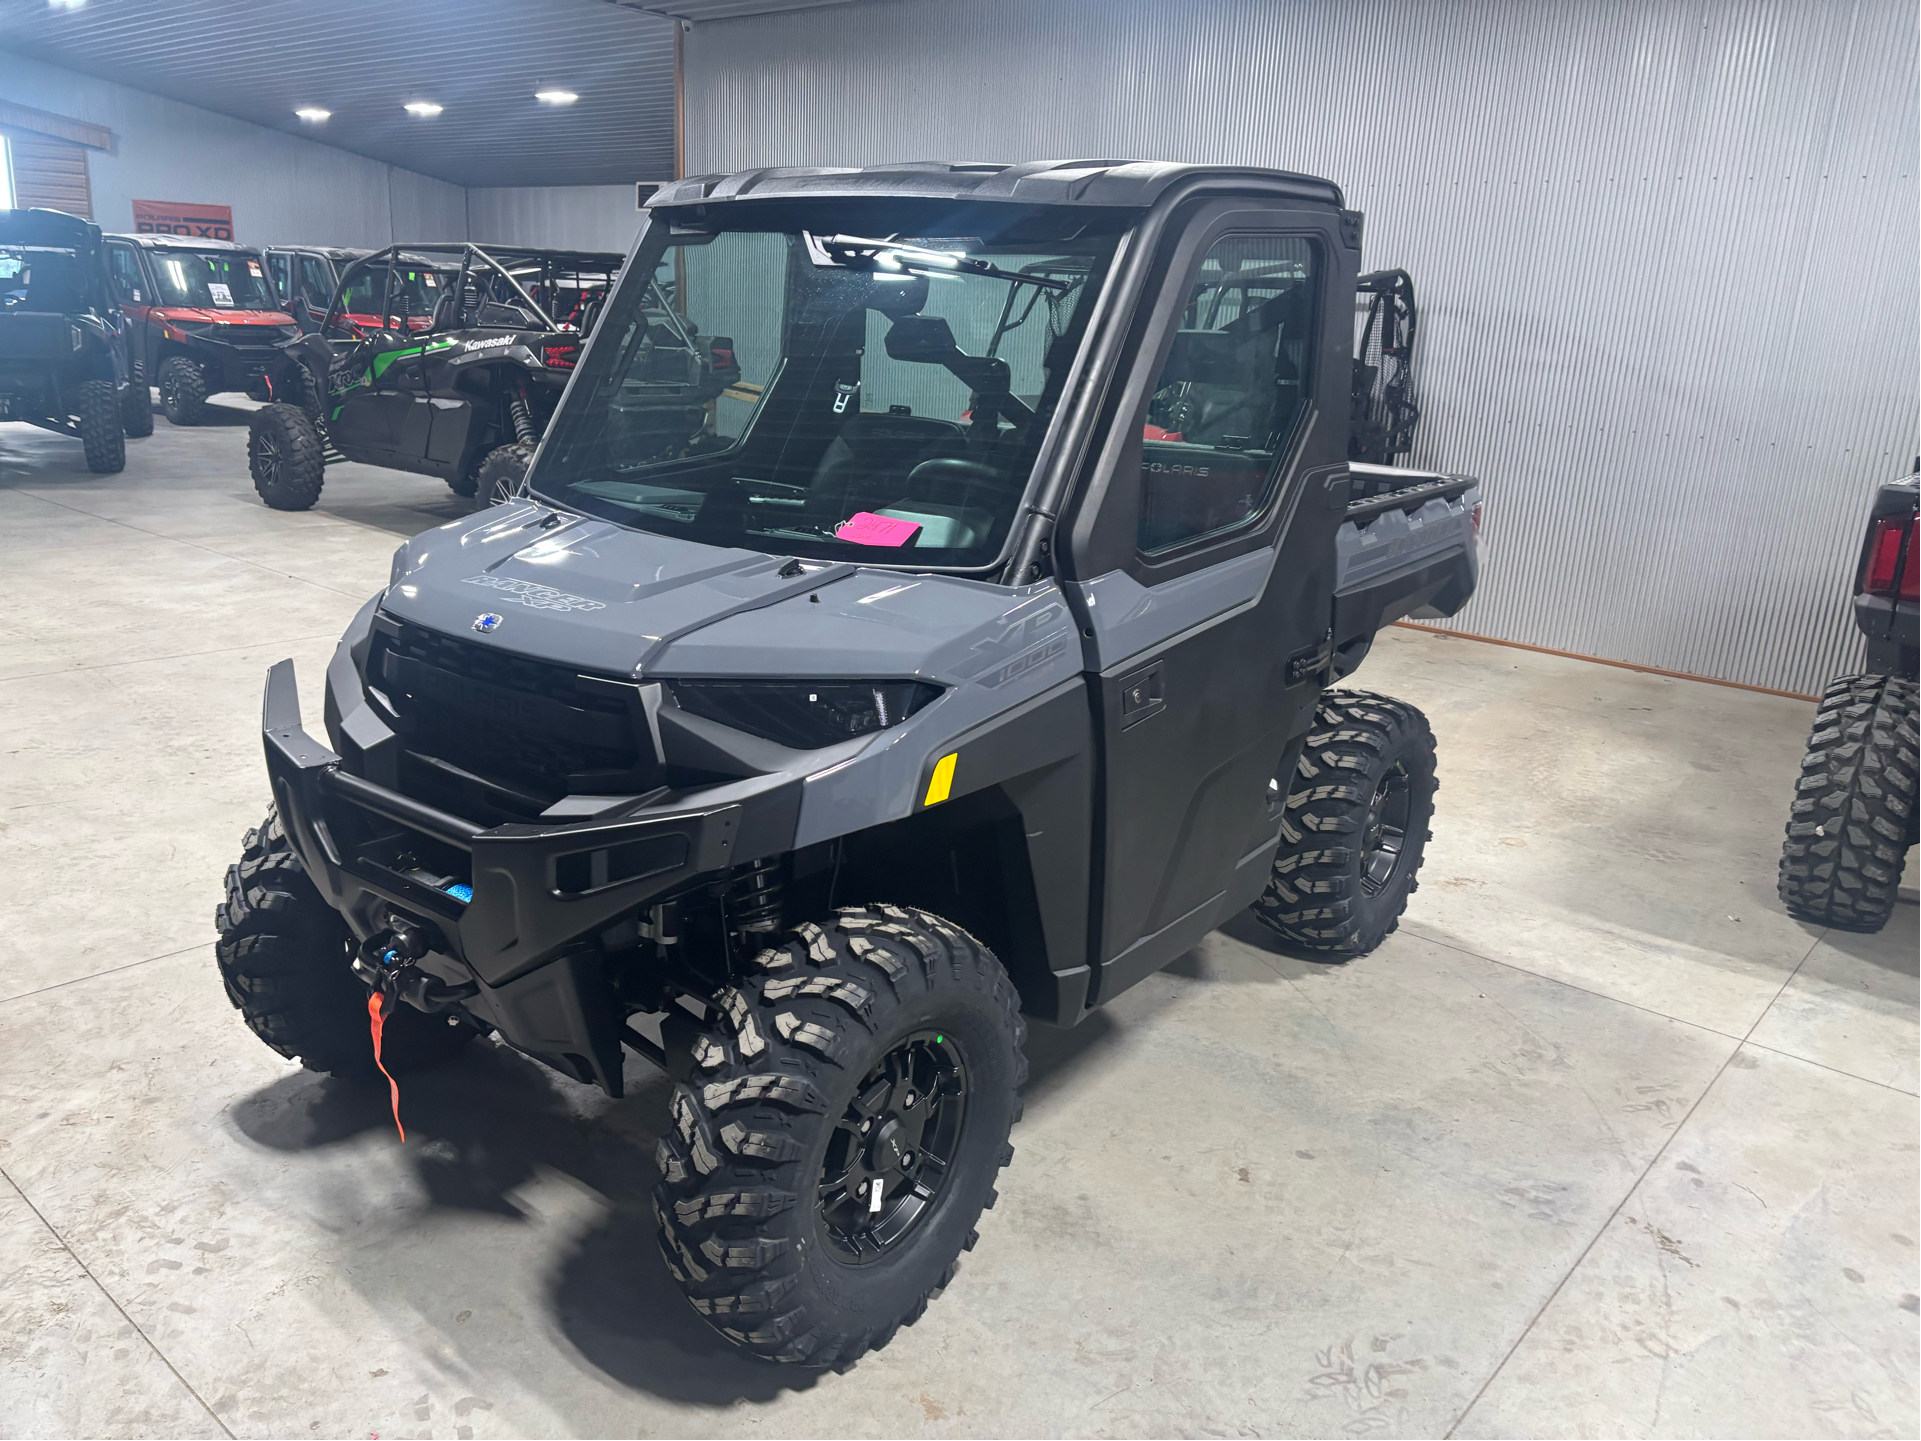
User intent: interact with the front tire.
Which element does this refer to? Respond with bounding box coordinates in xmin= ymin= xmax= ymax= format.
xmin=654 ymin=905 xmax=1026 ymax=1368
xmin=1253 ymin=689 xmax=1437 ymax=958
xmin=1779 ymin=673 xmax=1918 ymax=932
xmin=119 ymin=381 xmax=155 ymax=438
xmin=248 ymin=403 xmax=326 ymax=511
xmin=76 ymin=380 xmax=126 ymax=472
xmin=157 ymin=355 xmax=208 ymax=425
xmin=214 ymin=807 xmax=473 ymax=1080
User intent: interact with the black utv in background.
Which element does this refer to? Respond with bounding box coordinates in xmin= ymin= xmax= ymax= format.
xmin=1779 ymin=467 xmax=1919 ymax=931
xmin=216 ymin=160 xmax=1480 ymax=1368
xmin=102 ymin=233 xmax=297 ymax=425
xmin=0 ymin=207 xmax=142 ymax=471
xmin=245 ymin=242 xmax=641 ymax=510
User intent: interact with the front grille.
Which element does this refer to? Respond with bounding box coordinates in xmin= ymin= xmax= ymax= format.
xmin=373 ymin=618 xmax=656 ymax=822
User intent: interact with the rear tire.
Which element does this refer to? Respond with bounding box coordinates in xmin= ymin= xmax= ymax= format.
xmin=119 ymin=381 xmax=154 ymax=438
xmin=1253 ymin=689 xmax=1437 ymax=958
xmin=77 ymin=380 xmax=126 ymax=473
xmin=214 ymin=807 xmax=474 ymax=1080
xmin=248 ymin=403 xmax=326 ymax=511
xmin=157 ymin=355 xmax=207 ymax=425
xmin=461 ymin=439 xmax=536 ymax=503
xmin=1778 ymin=673 xmax=1917 ymax=932
xmin=654 ymin=905 xmax=1026 ymax=1368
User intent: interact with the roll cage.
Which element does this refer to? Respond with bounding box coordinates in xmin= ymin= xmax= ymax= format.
xmin=318 ymin=242 xmax=622 ymax=340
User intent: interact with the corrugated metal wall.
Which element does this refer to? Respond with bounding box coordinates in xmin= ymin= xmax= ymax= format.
xmin=682 ymin=0 xmax=1919 ymax=694
xmin=467 ymin=185 xmax=646 ymax=252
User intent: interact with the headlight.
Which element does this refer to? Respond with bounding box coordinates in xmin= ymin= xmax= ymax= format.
xmin=669 ymin=679 xmax=942 ymax=750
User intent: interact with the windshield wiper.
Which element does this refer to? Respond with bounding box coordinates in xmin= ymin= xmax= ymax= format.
xmin=805 ymin=233 xmax=1072 ymax=292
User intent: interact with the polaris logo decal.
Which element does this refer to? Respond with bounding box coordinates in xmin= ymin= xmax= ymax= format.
xmin=461 ymin=574 xmax=606 ymax=613
xmin=464 ymin=335 xmax=515 ymax=352
xmin=472 ymin=612 xmax=503 ymax=633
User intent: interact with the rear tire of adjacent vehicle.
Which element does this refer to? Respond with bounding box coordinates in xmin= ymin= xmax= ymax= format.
xmin=214 ymin=806 xmax=475 ymax=1081
xmin=157 ymin=355 xmax=208 ymax=426
xmin=119 ymin=381 xmax=154 ymax=438
xmin=1778 ymin=673 xmax=1918 ymax=933
xmin=248 ymin=403 xmax=327 ymax=511
xmin=1253 ymin=689 xmax=1438 ymax=959
xmin=654 ymin=905 xmax=1026 ymax=1369
xmin=462 ymin=440 xmax=537 ymax=503
xmin=76 ymin=380 xmax=126 ymax=473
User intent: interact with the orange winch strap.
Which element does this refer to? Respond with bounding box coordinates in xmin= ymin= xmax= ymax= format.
xmin=367 ymin=991 xmax=405 ymax=1141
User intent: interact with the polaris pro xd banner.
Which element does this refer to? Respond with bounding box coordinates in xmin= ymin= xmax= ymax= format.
xmin=131 ymin=199 xmax=234 ymax=241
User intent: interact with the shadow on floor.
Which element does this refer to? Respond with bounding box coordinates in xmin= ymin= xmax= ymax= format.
xmin=177 ymin=401 xmax=258 ymax=427
xmin=229 ymin=1039 xmax=827 ymax=1406
xmin=1212 ymin=907 xmax=1358 ymax=979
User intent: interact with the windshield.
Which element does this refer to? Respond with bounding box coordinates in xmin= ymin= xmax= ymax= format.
xmin=0 ymin=243 xmax=87 ymax=312
xmin=533 ymin=202 xmax=1124 ymax=570
xmin=149 ymin=249 xmax=277 ymax=310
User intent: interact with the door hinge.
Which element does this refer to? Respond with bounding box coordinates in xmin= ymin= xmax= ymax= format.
xmin=1285 ymin=631 xmax=1333 ymax=686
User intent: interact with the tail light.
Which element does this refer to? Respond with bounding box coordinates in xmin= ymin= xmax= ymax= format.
xmin=542 ymin=343 xmax=578 ymax=370
xmin=1471 ymin=500 xmax=1484 ymax=538
xmin=1861 ymin=516 xmax=1916 ymax=600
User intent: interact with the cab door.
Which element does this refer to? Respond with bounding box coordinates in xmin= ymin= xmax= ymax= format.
xmin=326 ymin=263 xmax=418 ymax=457
xmin=1059 ymin=199 xmax=1357 ymax=1006
xmin=103 ymin=241 xmax=153 ymax=381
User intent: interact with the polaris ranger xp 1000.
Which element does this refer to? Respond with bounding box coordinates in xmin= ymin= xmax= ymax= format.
xmin=217 ymin=161 xmax=1480 ymax=1368
xmin=102 ymin=233 xmax=296 ymax=425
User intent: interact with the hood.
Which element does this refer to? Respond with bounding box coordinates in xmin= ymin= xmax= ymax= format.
xmin=380 ymin=502 xmax=1047 ymax=686
xmin=153 ymin=306 xmax=293 ymax=325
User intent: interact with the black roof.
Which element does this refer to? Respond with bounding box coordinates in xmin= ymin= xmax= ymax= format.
xmin=646 ymin=160 xmax=1345 ymax=212
xmin=272 ymin=245 xmax=460 ymax=268
xmin=108 ymin=233 xmax=266 ymax=256
xmin=0 ymin=206 xmax=101 ymax=250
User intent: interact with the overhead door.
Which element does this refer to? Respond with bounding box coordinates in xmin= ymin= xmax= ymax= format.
xmin=4 ymin=131 xmax=93 ymax=219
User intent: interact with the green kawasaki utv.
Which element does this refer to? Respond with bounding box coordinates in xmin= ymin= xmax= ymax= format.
xmin=244 ymin=242 xmax=662 ymax=509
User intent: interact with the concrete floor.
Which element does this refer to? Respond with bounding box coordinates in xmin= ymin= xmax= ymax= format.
xmin=1 ymin=403 xmax=1916 ymax=1440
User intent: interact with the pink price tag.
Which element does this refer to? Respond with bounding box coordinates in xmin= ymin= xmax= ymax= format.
xmin=835 ymin=512 xmax=923 ymax=548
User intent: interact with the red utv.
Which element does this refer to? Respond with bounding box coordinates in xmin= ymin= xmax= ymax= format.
xmin=102 ymin=234 xmax=297 ymax=425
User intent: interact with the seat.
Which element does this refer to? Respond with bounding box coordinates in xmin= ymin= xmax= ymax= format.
xmin=804 ymin=411 xmax=966 ymax=525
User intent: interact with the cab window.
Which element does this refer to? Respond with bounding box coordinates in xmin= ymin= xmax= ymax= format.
xmin=105 ymin=243 xmax=145 ymax=305
xmin=297 ymin=255 xmax=335 ymax=309
xmin=1137 ymin=235 xmax=1319 ymax=555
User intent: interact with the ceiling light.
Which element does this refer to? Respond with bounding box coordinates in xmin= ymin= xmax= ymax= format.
xmin=404 ymin=101 xmax=443 ymax=117
xmin=47 ymin=0 xmax=87 ymax=9
xmin=535 ymin=89 xmax=579 ymax=105
xmin=294 ymin=107 xmax=331 ymax=122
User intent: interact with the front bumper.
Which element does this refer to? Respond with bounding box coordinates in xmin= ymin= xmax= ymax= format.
xmin=261 ymin=657 xmax=801 ymax=989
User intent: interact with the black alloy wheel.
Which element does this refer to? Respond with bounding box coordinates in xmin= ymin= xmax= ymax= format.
xmin=818 ymin=1030 xmax=967 ymax=1259
xmin=652 ymin=904 xmax=1026 ymax=1368
xmin=1359 ymin=762 xmax=1412 ymax=897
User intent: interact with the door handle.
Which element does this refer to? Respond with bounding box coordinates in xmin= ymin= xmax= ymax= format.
xmin=1118 ymin=661 xmax=1165 ymax=730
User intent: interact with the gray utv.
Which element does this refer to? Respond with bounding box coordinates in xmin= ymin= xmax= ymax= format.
xmin=215 ymin=160 xmax=1480 ymax=1368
